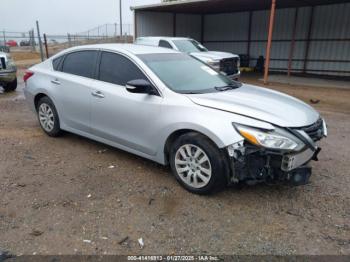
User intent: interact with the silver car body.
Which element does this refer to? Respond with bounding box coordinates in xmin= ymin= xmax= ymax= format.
xmin=135 ymin=37 xmax=241 ymax=79
xmin=24 ymin=44 xmax=324 ymax=175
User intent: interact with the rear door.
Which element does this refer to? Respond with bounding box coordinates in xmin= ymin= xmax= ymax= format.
xmin=90 ymin=51 xmax=163 ymax=156
xmin=50 ymin=50 xmax=98 ymax=133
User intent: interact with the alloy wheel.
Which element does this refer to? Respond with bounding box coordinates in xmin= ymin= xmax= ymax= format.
xmin=174 ymin=144 xmax=212 ymax=189
xmin=38 ymin=103 xmax=55 ymax=132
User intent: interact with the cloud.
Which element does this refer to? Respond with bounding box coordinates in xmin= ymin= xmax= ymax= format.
xmin=1 ymin=0 xmax=159 ymax=34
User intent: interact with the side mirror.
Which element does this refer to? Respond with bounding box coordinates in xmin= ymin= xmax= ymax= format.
xmin=126 ymin=79 xmax=158 ymax=95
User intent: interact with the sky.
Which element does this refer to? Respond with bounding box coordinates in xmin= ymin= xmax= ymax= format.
xmin=1 ymin=0 xmax=159 ymax=35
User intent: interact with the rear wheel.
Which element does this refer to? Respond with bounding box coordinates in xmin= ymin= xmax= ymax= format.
xmin=169 ymin=132 xmax=229 ymax=194
xmin=2 ymin=78 xmax=17 ymax=92
xmin=37 ymin=96 xmax=62 ymax=137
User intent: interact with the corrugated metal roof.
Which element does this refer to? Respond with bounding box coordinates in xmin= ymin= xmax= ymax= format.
xmin=131 ymin=0 xmax=350 ymax=13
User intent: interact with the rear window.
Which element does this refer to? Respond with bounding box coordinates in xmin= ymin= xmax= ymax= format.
xmin=61 ymin=51 xmax=98 ymax=78
xmin=52 ymin=56 xmax=63 ymax=71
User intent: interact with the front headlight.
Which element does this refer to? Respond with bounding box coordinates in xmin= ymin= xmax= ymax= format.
xmin=234 ymin=124 xmax=300 ymax=150
xmin=205 ymin=59 xmax=220 ymax=68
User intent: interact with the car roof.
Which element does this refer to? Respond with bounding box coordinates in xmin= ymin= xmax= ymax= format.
xmin=137 ymin=37 xmax=192 ymax=42
xmin=63 ymin=43 xmax=180 ymax=55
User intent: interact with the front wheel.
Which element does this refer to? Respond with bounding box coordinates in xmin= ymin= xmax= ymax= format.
xmin=169 ymin=132 xmax=229 ymax=194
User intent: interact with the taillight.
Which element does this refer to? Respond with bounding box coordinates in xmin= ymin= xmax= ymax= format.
xmin=23 ymin=71 xmax=34 ymax=83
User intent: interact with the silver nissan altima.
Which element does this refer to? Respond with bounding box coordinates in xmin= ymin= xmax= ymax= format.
xmin=24 ymin=44 xmax=327 ymax=194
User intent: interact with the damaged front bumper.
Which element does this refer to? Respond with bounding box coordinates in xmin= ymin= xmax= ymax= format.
xmin=226 ymin=141 xmax=321 ymax=186
xmin=281 ymin=147 xmax=321 ymax=172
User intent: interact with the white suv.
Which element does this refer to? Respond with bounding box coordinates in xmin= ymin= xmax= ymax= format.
xmin=135 ymin=37 xmax=240 ymax=80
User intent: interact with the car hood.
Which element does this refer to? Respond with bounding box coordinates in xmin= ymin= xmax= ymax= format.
xmin=187 ymin=84 xmax=320 ymax=127
xmin=190 ymin=51 xmax=238 ymax=61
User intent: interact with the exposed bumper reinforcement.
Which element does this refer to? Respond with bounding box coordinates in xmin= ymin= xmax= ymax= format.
xmin=281 ymin=148 xmax=317 ymax=172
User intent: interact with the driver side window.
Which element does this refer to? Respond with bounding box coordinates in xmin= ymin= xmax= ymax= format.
xmin=98 ymin=52 xmax=147 ymax=86
xmin=159 ymin=40 xmax=173 ymax=49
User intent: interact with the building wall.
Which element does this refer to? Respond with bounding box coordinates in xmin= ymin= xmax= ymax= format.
xmin=135 ymin=3 xmax=350 ymax=76
xmin=204 ymin=3 xmax=350 ymax=76
xmin=175 ymin=14 xmax=202 ymax=41
xmin=135 ymin=11 xmax=201 ymax=40
xmin=136 ymin=11 xmax=173 ymax=37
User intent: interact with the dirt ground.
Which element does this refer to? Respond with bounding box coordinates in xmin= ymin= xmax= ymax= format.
xmin=10 ymin=52 xmax=40 ymax=62
xmin=0 ymin=71 xmax=349 ymax=256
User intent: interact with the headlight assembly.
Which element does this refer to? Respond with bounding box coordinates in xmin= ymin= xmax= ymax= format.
xmin=205 ymin=59 xmax=220 ymax=68
xmin=234 ymin=124 xmax=301 ymax=151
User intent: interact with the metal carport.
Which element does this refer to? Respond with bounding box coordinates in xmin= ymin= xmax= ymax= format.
xmin=131 ymin=0 xmax=350 ymax=83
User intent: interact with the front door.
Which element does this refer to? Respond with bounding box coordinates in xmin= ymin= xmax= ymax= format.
xmin=90 ymin=51 xmax=163 ymax=156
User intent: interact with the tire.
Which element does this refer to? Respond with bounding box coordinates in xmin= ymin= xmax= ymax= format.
xmin=37 ymin=96 xmax=62 ymax=137
xmin=169 ymin=132 xmax=229 ymax=195
xmin=2 ymin=78 xmax=17 ymax=92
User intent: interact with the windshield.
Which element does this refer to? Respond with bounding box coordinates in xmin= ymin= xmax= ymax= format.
xmin=173 ymin=40 xmax=208 ymax=53
xmin=138 ymin=53 xmax=241 ymax=94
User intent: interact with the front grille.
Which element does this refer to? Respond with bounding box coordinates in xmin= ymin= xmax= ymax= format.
xmin=298 ymin=118 xmax=324 ymax=142
xmin=220 ymin=58 xmax=238 ymax=76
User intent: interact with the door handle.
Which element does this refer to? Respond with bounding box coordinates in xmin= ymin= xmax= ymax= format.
xmin=91 ymin=90 xmax=105 ymax=98
xmin=51 ymin=79 xmax=61 ymax=85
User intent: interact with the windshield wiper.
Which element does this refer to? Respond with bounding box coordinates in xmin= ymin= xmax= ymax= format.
xmin=214 ymin=84 xmax=236 ymax=91
xmin=181 ymin=91 xmax=201 ymax=94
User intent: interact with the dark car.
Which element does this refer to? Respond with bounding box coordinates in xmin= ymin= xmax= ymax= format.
xmin=20 ymin=40 xmax=31 ymax=46
xmin=0 ymin=52 xmax=17 ymax=92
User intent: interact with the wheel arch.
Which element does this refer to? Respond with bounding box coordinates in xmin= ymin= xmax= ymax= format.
xmin=163 ymin=128 xmax=225 ymax=165
xmin=34 ymin=93 xmax=49 ymax=111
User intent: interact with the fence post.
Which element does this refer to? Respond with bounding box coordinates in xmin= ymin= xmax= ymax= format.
xmin=2 ymin=30 xmax=5 ymax=45
xmin=67 ymin=33 xmax=71 ymax=47
xmin=119 ymin=0 xmax=123 ymax=39
xmin=43 ymin=33 xmax=49 ymax=58
xmin=31 ymin=30 xmax=34 ymax=51
xmin=36 ymin=20 xmax=45 ymax=61
xmin=30 ymin=29 xmax=35 ymax=51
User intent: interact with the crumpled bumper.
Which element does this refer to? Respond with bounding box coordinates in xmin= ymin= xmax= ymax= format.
xmin=226 ymin=141 xmax=322 ymax=185
xmin=281 ymin=147 xmax=321 ymax=171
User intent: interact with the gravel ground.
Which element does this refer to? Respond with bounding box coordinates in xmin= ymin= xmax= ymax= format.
xmin=0 ymin=74 xmax=349 ymax=255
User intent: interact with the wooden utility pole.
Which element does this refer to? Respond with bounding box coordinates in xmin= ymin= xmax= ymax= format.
xmin=43 ymin=33 xmax=49 ymax=59
xmin=263 ymin=0 xmax=277 ymax=85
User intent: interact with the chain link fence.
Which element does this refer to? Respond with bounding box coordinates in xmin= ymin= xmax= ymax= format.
xmin=1 ymin=23 xmax=133 ymax=63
